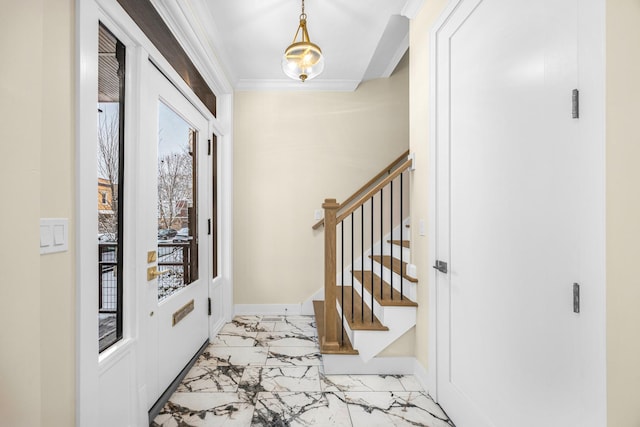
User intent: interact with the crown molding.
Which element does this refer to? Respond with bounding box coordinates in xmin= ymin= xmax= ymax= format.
xmin=401 ymin=0 xmax=426 ymax=19
xmin=235 ymin=78 xmax=360 ymax=92
xmin=152 ymin=0 xmax=234 ymax=95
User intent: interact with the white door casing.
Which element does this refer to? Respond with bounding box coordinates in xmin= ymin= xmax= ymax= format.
xmin=430 ymin=0 xmax=606 ymax=426
xmin=77 ymin=1 xmax=235 ymax=425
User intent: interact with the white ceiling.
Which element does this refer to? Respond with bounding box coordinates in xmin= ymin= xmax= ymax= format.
xmin=154 ymin=0 xmax=424 ymax=91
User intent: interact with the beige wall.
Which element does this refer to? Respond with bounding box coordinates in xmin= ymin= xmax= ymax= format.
xmin=606 ymin=0 xmax=640 ymax=425
xmin=233 ymin=55 xmax=409 ymax=305
xmin=0 ymin=1 xmax=75 ymax=426
xmin=409 ymin=0 xmax=448 ymax=369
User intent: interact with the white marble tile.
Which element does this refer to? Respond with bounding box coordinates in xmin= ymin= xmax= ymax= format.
xmin=151 ymin=392 xmax=254 ymax=427
xmin=240 ymin=366 xmax=322 ymax=393
xmin=210 ymin=333 xmax=256 ymax=347
xmin=252 ymin=392 xmax=352 ymax=427
xmin=232 ymin=315 xmax=262 ymax=323
xmin=321 ymin=374 xmax=408 ymax=392
xmin=260 ymin=316 xmax=284 ymax=322
xmin=266 ymin=346 xmax=323 ymax=366
xmin=225 ymin=317 xmax=275 ymax=333
xmin=281 ymin=315 xmax=315 ymax=322
xmin=273 ymin=320 xmax=317 ymax=335
xmin=399 ymin=375 xmax=424 ymax=392
xmin=176 ymin=365 xmax=244 ymax=393
xmin=219 ymin=322 xmax=261 ymax=337
xmin=345 ymin=391 xmax=453 ymax=427
xmin=255 ymin=331 xmax=319 ymax=347
xmin=198 ymin=345 xmax=268 ymax=366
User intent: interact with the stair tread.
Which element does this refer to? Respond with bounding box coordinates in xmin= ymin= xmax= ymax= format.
xmin=369 ymin=255 xmax=418 ymax=283
xmin=337 ymin=287 xmax=389 ymax=331
xmin=313 ymin=300 xmax=359 ymax=355
xmin=352 ymin=271 xmax=418 ymax=307
xmin=387 ymin=239 xmax=410 ymax=248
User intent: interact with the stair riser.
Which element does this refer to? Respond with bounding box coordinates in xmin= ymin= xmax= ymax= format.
xmin=370 ymin=265 xmax=417 ymax=301
xmin=345 ymin=281 xmax=412 ymax=324
xmin=383 ymin=245 xmax=411 ymax=260
xmin=349 ymin=307 xmax=417 ymax=362
xmin=337 ymin=276 xmax=417 ymax=305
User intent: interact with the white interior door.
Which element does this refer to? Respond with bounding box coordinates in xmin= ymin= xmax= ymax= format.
xmin=433 ymin=0 xmax=605 ymax=426
xmin=141 ymin=61 xmax=210 ymax=407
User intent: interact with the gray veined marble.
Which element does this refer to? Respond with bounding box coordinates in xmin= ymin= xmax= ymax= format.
xmin=152 ymin=316 xmax=455 ymax=427
xmin=177 ymin=365 xmax=244 ymax=393
xmin=198 ymin=345 xmax=269 ymax=366
xmin=223 ymin=316 xmax=276 ymax=333
xmin=266 ymin=346 xmax=323 ymax=366
xmin=321 ymin=373 xmax=421 ymax=393
xmin=252 ymin=391 xmax=352 ymax=427
xmin=210 ymin=332 xmax=257 ymax=347
xmin=239 ymin=366 xmax=322 ymax=393
xmin=345 ymin=391 xmax=454 ymax=427
xmin=151 ymin=392 xmax=254 ymax=427
xmin=255 ymin=331 xmax=319 ymax=347
xmin=273 ymin=316 xmax=317 ymax=334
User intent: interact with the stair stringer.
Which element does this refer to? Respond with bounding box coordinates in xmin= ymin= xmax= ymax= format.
xmin=335 ymin=298 xmax=416 ymax=363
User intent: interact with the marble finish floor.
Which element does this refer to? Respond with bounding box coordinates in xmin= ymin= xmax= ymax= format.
xmin=151 ymin=315 xmax=453 ymax=427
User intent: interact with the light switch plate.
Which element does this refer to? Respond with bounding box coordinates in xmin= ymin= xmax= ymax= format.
xmin=40 ymin=218 xmax=68 ymax=254
xmin=40 ymin=225 xmax=53 ymax=247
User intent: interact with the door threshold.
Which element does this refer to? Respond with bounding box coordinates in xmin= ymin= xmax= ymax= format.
xmin=148 ymin=339 xmax=209 ymax=423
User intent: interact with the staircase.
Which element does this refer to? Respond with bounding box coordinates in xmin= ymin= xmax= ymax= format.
xmin=312 ymin=151 xmax=417 ymax=368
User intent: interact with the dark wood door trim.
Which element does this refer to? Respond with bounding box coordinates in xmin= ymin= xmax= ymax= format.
xmin=116 ymin=0 xmax=217 ymax=117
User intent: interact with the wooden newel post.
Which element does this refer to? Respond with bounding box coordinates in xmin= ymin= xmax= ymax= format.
xmin=322 ymin=198 xmax=340 ymax=352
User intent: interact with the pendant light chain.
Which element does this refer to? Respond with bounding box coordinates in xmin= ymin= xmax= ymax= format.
xmin=300 ymin=0 xmax=306 ymax=20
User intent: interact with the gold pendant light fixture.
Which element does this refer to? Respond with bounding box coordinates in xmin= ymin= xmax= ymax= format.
xmin=282 ymin=0 xmax=324 ymax=82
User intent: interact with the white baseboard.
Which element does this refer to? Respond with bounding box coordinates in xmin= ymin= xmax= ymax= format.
xmin=233 ymin=304 xmax=303 ymax=316
xmin=301 ymin=287 xmax=324 ymax=315
xmin=413 ymin=358 xmax=430 ymax=395
xmin=323 ymin=355 xmax=431 ymax=393
xmin=234 ymin=289 xmax=324 ymax=317
xmin=323 ymin=355 xmax=417 ymax=375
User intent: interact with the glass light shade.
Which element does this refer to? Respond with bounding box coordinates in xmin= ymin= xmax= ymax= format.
xmin=282 ymin=41 xmax=325 ymax=82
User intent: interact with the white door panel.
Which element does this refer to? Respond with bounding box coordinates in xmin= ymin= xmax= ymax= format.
xmin=143 ymin=62 xmax=210 ymax=406
xmin=433 ymin=0 xmax=604 ymax=426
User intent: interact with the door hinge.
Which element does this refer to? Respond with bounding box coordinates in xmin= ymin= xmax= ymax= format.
xmin=433 ymin=260 xmax=448 ymax=274
xmin=572 ymin=89 xmax=579 ymax=119
xmin=573 ymin=283 xmax=580 ymax=313
xmin=207 ymin=139 xmax=212 ymax=155
xmin=208 ymin=297 xmax=212 ymax=316
xmin=207 ymin=218 xmax=211 ymax=235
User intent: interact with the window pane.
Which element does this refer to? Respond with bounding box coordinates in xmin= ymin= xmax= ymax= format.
xmin=98 ymin=24 xmax=125 ymax=353
xmin=157 ymin=102 xmax=198 ymax=300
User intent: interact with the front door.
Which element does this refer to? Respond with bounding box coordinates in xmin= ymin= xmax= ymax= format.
xmin=142 ymin=61 xmax=210 ymax=407
xmin=433 ymin=0 xmax=605 ymax=426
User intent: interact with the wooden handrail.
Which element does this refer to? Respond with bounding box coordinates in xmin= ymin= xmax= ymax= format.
xmin=337 ymin=158 xmax=412 ymax=223
xmin=312 ymin=149 xmax=410 ymax=230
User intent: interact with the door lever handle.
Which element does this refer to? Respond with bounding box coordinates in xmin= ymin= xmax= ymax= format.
xmin=433 ymin=260 xmax=448 ymax=274
xmin=147 ymin=266 xmax=170 ymax=281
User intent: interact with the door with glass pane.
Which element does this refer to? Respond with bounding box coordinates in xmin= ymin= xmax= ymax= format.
xmin=142 ymin=61 xmax=210 ymax=406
